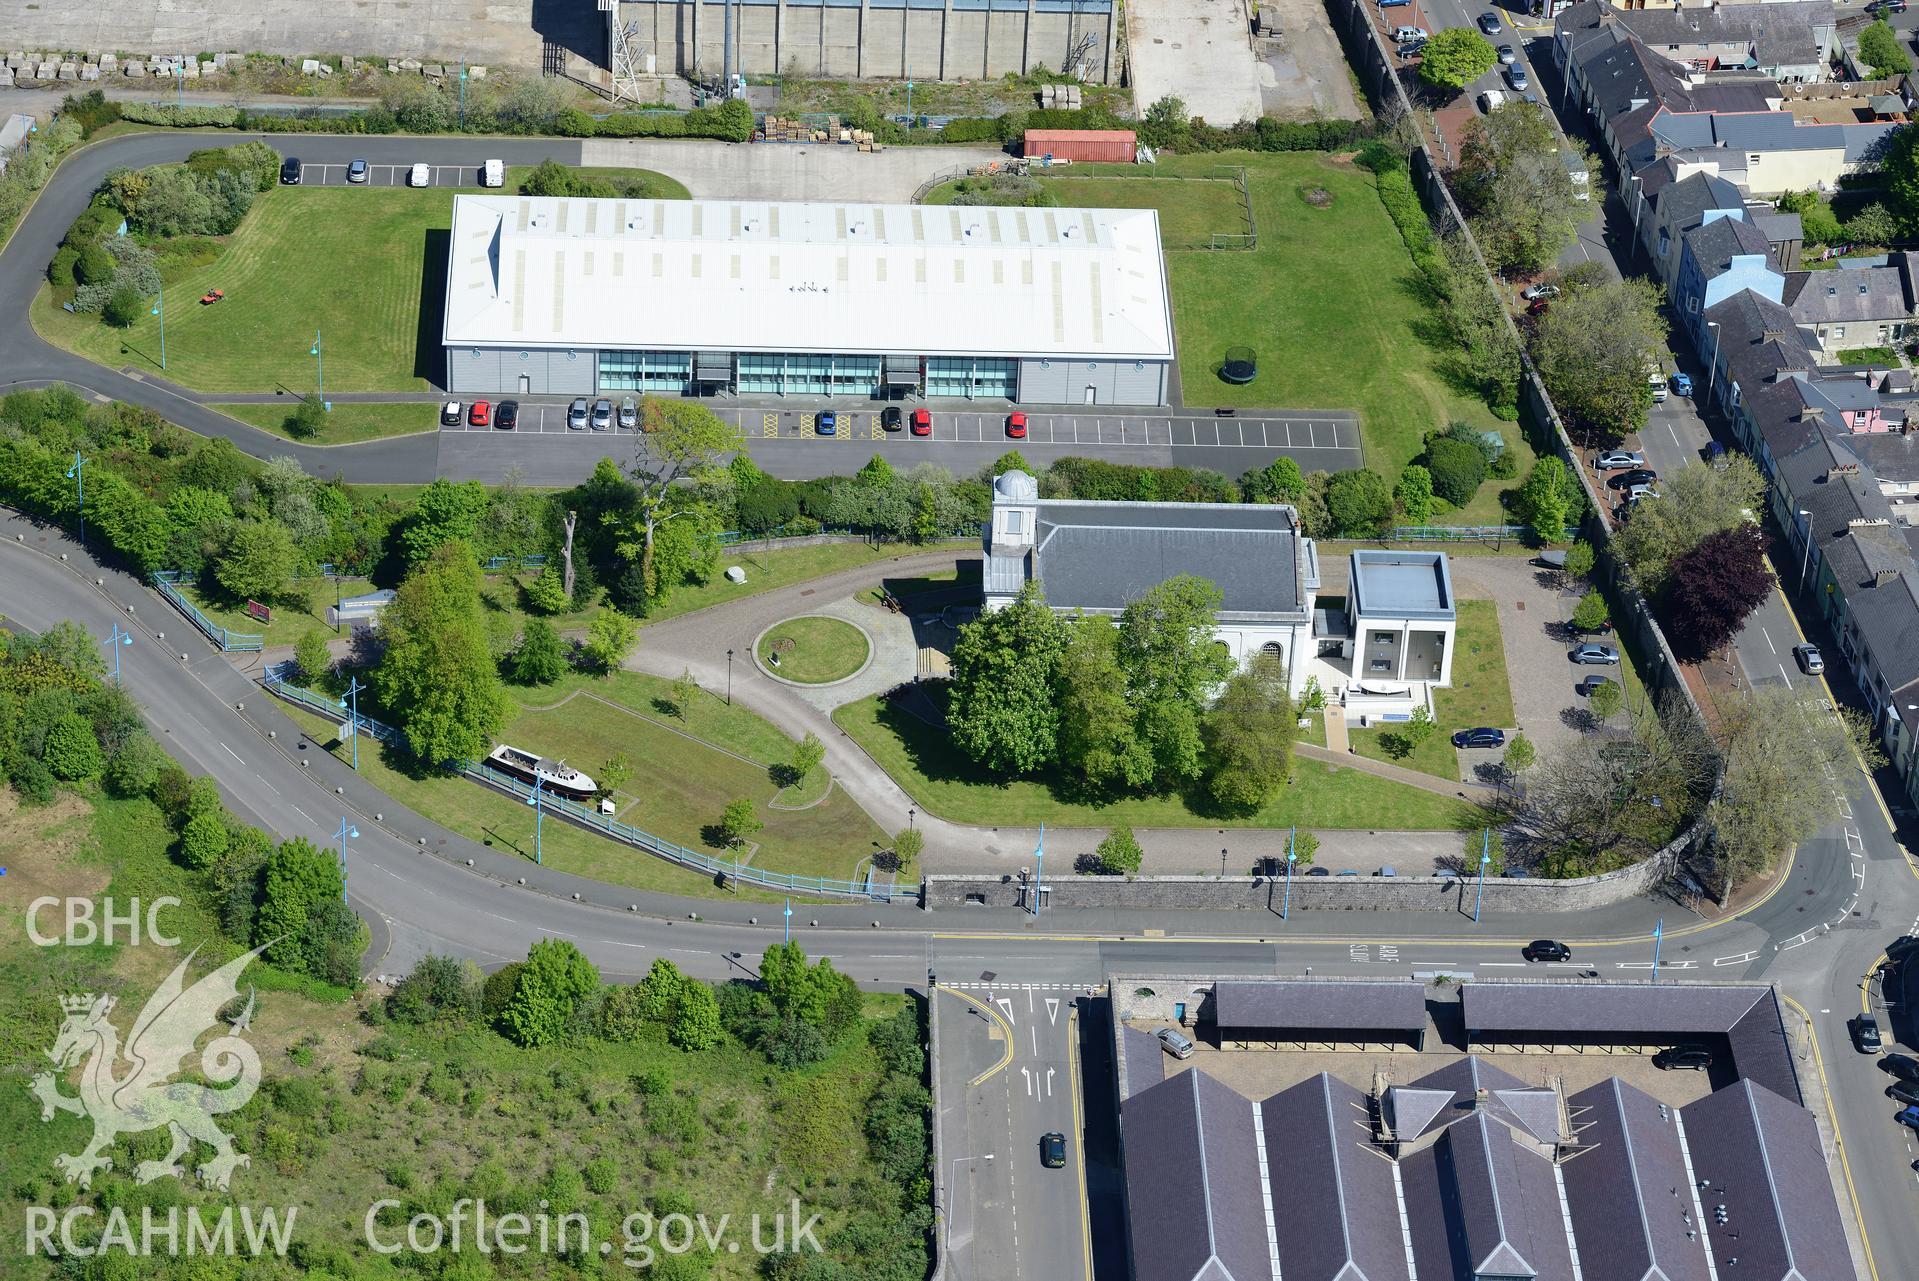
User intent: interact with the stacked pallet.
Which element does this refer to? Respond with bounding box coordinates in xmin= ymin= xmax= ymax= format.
xmin=758 ymin=114 xmax=836 ymax=143
xmin=1038 ymin=82 xmax=1084 ymax=109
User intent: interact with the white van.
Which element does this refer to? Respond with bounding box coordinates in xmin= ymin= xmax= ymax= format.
xmin=1648 ymin=367 xmax=1668 ymax=402
xmin=1560 ymin=149 xmax=1590 ymax=202
xmin=481 ymin=158 xmax=505 ymax=188
xmin=1156 ymin=1027 xmax=1195 ymax=1059
xmin=1478 ymin=89 xmax=1507 ymax=113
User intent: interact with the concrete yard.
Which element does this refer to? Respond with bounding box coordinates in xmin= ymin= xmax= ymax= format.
xmin=1125 ymin=0 xmax=1265 ymax=125
xmin=1258 ymin=0 xmax=1364 ymax=120
xmin=580 ymin=137 xmax=1011 ymax=201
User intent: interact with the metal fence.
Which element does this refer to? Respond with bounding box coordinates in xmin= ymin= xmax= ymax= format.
xmin=259 ymin=668 xmax=907 ymax=902
xmin=152 ymin=571 xmax=264 ymax=652
xmin=1389 ymin=524 xmax=1579 ymax=543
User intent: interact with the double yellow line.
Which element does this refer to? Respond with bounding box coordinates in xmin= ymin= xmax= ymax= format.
xmin=1782 ymin=993 xmax=1881 ymax=1281
xmin=941 ymin=987 xmax=1015 ymax=1086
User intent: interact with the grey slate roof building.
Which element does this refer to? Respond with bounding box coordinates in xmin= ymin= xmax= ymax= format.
xmin=1783 ymin=264 xmax=1916 ymax=327
xmin=1260 ymin=1074 xmax=1409 ymax=1281
xmin=1122 ymin=1068 xmax=1271 ymax=1281
xmin=1562 ymin=1078 xmax=1714 ymax=1281
xmin=1214 ymin=980 xmax=1429 ymax=1046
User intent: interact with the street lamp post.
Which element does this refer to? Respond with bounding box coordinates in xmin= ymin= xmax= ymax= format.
xmin=726 ymin=648 xmax=734 ymax=705
xmin=908 ymin=806 xmax=916 ymax=834
xmin=309 ymin=330 xmax=330 ymax=412
xmin=1651 ymin=917 xmax=1664 ymax=981
xmin=339 ymin=676 xmax=364 ymax=771
xmin=151 ymin=281 xmax=166 ymax=370
xmin=526 ymin=774 xmax=545 ymax=865
xmin=459 ymin=62 xmax=468 ymax=129
xmin=1798 ymin=509 xmax=1814 ymax=594
xmin=1705 ymin=320 xmax=1722 ymax=405
xmin=102 ymin=625 xmax=132 ymax=686
xmin=784 ymin=897 xmax=792 ymax=942
xmin=65 ymin=452 xmax=88 ymax=546
xmin=335 ymin=817 xmax=359 ymax=901
xmin=1473 ymin=828 xmax=1491 ymax=923
xmin=1031 ymin=822 xmax=1045 ymax=916
xmin=1220 ymin=846 xmax=1228 ymax=877
xmin=1281 ymin=827 xmax=1297 ymax=919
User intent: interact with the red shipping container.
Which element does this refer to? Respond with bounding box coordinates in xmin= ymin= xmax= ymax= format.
xmin=1021 ymin=129 xmax=1137 ymax=164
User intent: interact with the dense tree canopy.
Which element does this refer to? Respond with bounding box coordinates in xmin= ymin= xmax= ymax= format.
xmin=1457 ymin=105 xmax=1591 ymax=273
xmin=1528 ymin=275 xmax=1667 ymax=439
xmin=947 ymin=582 xmax=1070 ymax=775
xmin=1662 ymin=523 xmax=1771 ymax=659
xmin=1417 ymin=28 xmax=1500 ymax=91
xmin=375 ymin=540 xmax=509 ymax=766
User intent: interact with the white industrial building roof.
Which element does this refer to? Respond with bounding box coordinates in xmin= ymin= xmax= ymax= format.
xmin=440 ymin=193 xmax=1175 ymax=361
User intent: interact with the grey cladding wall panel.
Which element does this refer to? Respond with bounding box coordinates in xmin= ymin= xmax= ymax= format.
xmin=443 ymin=347 xmax=597 ymax=395
xmin=1019 ymin=358 xmax=1166 ymax=406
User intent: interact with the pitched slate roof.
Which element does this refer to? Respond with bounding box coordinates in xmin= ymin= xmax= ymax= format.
xmin=1403 ymin=1057 xmax=1567 ymax=1144
xmin=1682 ymin=1080 xmax=1857 ymax=1281
xmin=1659 ymin=172 xmax=1747 ymax=237
xmin=1602 ymin=0 xmax=1832 ymax=67
xmin=1708 ymin=289 xmax=1819 ymax=393
xmin=1260 ymin=1074 xmax=1410 ymax=1281
xmin=1783 ymin=266 xmax=1915 ymax=324
xmin=1120 ymin=1023 xmax=1168 ymax=1102
xmin=1213 ymin=980 xmax=1427 ymax=1033
xmin=1123 ymin=1069 xmax=1271 ymax=1281
xmin=1564 ymin=1078 xmax=1715 ymax=1281
xmin=1685 ymin=215 xmax=1778 ymax=279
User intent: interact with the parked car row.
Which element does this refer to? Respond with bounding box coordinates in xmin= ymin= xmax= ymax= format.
xmin=441 ymin=399 xmax=518 ymax=430
xmin=279 ymin=157 xmax=505 ymax=187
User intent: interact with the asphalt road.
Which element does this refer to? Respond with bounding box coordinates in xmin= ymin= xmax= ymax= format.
xmin=0 ymin=131 xmax=1358 ymax=484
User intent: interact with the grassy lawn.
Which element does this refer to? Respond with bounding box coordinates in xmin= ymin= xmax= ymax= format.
xmin=758 ymin=615 xmax=870 ymax=683
xmin=833 ymin=694 xmax=1478 ymax=830
xmin=213 ymin=399 xmax=439 ymax=446
xmin=174 ymin=575 xmax=338 ymax=647
xmin=645 ymin=539 xmax=975 ymax=627
xmin=1028 ymin=152 xmax=1515 ymax=482
xmin=1041 ymin=174 xmax=1250 ymax=246
xmin=1346 ymin=599 xmax=1517 ymax=779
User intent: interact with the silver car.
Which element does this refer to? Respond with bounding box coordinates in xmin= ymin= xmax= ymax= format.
xmin=618 ymin=396 xmax=638 ymax=430
xmin=1570 ymin=643 xmax=1620 ymax=666
xmin=1156 ymin=1027 xmax=1194 ymax=1059
xmin=591 ymin=398 xmax=614 ymax=431
xmin=567 ymin=397 xmax=590 ymax=430
xmin=1595 ymin=450 xmax=1644 ymax=470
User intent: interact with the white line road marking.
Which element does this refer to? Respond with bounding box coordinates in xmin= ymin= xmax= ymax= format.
xmin=1046 ymin=997 xmax=1060 ymax=1025
xmin=1479 ymin=961 xmax=1527 ymax=967
xmin=290 ymin=804 xmax=314 ymax=825
xmin=1714 ymin=951 xmax=1758 ymax=965
xmin=220 ymin=741 xmax=243 ymax=762
xmin=1761 ymin=626 xmax=1776 ymax=653
xmin=1030 ymin=1026 xmax=1038 ymax=1057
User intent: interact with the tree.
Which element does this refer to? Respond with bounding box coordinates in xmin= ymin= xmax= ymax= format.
xmin=1613 ymin=457 xmax=1764 ymax=593
xmin=1563 ymin=540 xmax=1596 ymax=580
xmin=1513 ymin=456 xmax=1575 ymax=541
xmin=286 ymin=394 xmax=326 ymax=440
xmin=1779 ymin=188 xmax=1846 ymax=247
xmin=1419 ymin=27 xmax=1499 ymax=91
xmin=1056 ymin=616 xmax=1152 ymax=791
xmin=1861 ymin=19 xmax=1910 ymax=77
xmin=1396 ymin=465 xmax=1436 ymax=525
xmin=293 ymin=630 xmax=332 ymax=689
xmin=620 ymin=400 xmax=740 ymax=597
xmin=891 ymin=827 xmax=925 ymax=871
xmin=41 ymin=711 xmax=102 ymax=780
xmin=179 ymin=811 xmax=231 ymax=870
xmin=525 ymin=568 xmax=571 ymax=615
xmin=758 ymin=942 xmax=862 ymax=1042
xmin=1709 ymin=684 xmax=1879 ymax=887
xmin=671 ymin=668 xmax=699 ymax=719
xmin=668 ymin=980 xmax=723 ymax=1051
xmin=102 ymin=285 xmax=144 ymax=329
xmin=1529 ymin=276 xmax=1667 ymax=439
xmin=597 ymin=751 xmax=632 ymax=804
xmin=1093 ymin=824 xmax=1144 ymax=876
xmin=789 ymin=731 xmax=826 ymax=787
xmin=947 ymin=581 xmax=1070 ymax=775
xmin=1424 ymin=437 xmax=1486 ymax=508
xmin=1201 ymin=655 xmax=1295 ymax=813
xmin=376 ymin=542 xmax=510 ymax=767
xmin=1139 ymin=95 xmax=1192 ymax=151
xmin=1456 ymin=104 xmax=1590 ymax=273
xmin=1588 ymin=680 xmax=1623 ymax=723
xmin=509 ymin=616 xmax=568 ymax=685
xmin=584 ymin=608 xmax=639 ymax=673
xmin=1571 ymin=588 xmax=1610 ymax=633
xmin=255 ymin=836 xmax=346 ymax=973
xmin=212 ymin=517 xmax=298 ymax=602
xmin=1241 ymin=457 xmax=1305 ymax=504
xmin=103 ymin=732 xmax=164 ymax=798
xmin=1289 ymin=830 xmax=1319 ymax=868
xmin=1438 ymin=232 xmax=1522 ymax=410
xmin=720 ymin=797 xmax=761 ymax=846
xmin=502 ymin=938 xmax=601 ymax=1047
xmin=1325 ymin=468 xmax=1395 ymax=537
xmin=400 ymin=478 xmax=490 ymax=564
xmin=1504 ymin=733 xmax=1537 ymax=778
xmin=1663 ymin=523 xmax=1771 ymax=660
xmin=1120 ymin=576 xmax=1237 ymax=786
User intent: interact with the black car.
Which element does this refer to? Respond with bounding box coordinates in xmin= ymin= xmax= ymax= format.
xmin=881 ymin=406 xmax=903 ymax=432
xmin=1852 ymin=1013 xmax=1884 ymax=1054
xmin=1868 ymin=0 xmax=1907 ymax=13
xmin=1652 ymin=1047 xmax=1711 ymax=1071
xmin=279 ymin=156 xmax=303 ymax=185
xmin=495 ymin=399 xmax=519 ymax=431
xmin=1040 ymin=1132 xmax=1067 ymax=1169
xmin=1522 ymin=939 xmax=1571 ymax=962
xmin=1452 ymin=727 xmax=1506 ymax=749
xmin=1889 ymin=1080 xmax=1919 ymax=1108
xmin=1881 ymin=1053 xmax=1919 ymax=1082
xmin=1607 ymin=468 xmax=1659 ymax=490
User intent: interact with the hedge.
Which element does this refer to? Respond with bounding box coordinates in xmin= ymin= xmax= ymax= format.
xmin=117 ymin=97 xmax=756 ymax=144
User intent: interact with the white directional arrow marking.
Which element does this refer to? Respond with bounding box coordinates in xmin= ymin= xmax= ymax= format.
xmin=1021 ymin=1066 xmax=1033 ymax=1097
xmin=1046 ymin=1067 xmax=1056 ymax=1097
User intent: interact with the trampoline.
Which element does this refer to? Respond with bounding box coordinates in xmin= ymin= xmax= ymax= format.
xmin=1220 ymin=345 xmax=1258 ymax=384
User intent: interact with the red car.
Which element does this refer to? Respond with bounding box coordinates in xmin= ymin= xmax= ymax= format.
xmin=1526 ymin=297 xmax=1550 ymax=317
xmin=468 ymin=400 xmax=491 ymax=427
xmin=911 ymin=407 xmax=932 ymax=437
xmin=1006 ymin=411 xmax=1028 ymax=439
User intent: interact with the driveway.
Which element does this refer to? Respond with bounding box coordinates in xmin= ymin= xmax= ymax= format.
xmin=1447 ymin=554 xmax=1590 ymax=759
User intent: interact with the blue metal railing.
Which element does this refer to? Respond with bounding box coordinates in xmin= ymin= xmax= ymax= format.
xmin=481 ymin=554 xmax=548 ymax=572
xmin=259 ymin=668 xmax=903 ymax=902
xmin=1388 ymin=525 xmax=1580 ymax=542
xmin=152 ymin=571 xmax=264 ymax=652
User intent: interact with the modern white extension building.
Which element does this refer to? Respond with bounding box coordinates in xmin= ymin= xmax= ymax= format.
xmin=439 ymin=193 xmax=1175 ymax=405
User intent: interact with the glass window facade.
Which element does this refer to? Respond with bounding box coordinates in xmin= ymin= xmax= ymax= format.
xmin=735 ymin=352 xmax=883 ymax=396
xmin=600 ymin=350 xmax=693 ymax=393
xmin=926 ymin=356 xmax=1017 ymax=399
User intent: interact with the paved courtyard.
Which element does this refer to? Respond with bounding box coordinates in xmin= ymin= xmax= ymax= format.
xmin=1125 ymin=0 xmax=1265 ymax=124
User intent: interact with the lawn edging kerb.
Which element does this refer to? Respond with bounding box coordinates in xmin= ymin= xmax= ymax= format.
xmin=752 ymin=613 xmax=876 ymax=687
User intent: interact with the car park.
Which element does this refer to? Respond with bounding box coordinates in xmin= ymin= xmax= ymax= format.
xmin=1649 ymin=369 xmax=1668 ymax=402
xmin=1306 ymin=866 xmax=1330 ymax=876
xmin=1497 ymin=43 xmax=1517 ymax=63
xmin=1793 ymin=643 xmax=1824 ymax=674
xmin=280 ymin=156 xmax=303 ymax=185
xmin=1337 ymin=869 xmax=1360 ymax=876
xmin=408 ymin=162 xmax=430 ymax=188
xmin=1627 ymin=483 xmax=1658 ymax=502
xmin=1523 ymin=940 xmax=1571 ymax=962
xmin=347 ymin=158 xmax=368 ymax=184
xmin=1705 ymin=440 xmax=1728 ymax=466
xmin=468 ymin=400 xmax=491 ymax=427
xmin=1478 ymin=89 xmax=1507 ymax=113
xmin=567 ymin=398 xmax=590 ymax=430
xmin=495 ymin=400 xmax=518 ymax=430
xmin=1505 ymin=63 xmax=1529 ymax=91
xmin=1868 ymin=0 xmax=1907 ymax=12
xmin=1156 ymin=1027 xmax=1195 ymax=1059
xmin=1577 ymin=674 xmax=1616 ymax=697
xmin=910 ymin=408 xmax=933 ymax=437
xmin=1652 ymin=1047 xmax=1711 ymax=1071
xmin=1891 ymin=1081 xmax=1919 ymax=1108
xmin=881 ymin=406 xmax=904 ymax=432
xmin=1376 ymin=866 xmax=1397 ymax=877
xmin=592 ymin=398 xmax=614 ymax=431
xmin=1478 ymin=10 xmax=1502 ymax=32
xmin=1040 ymin=1132 xmax=1067 ymax=1168
xmin=1526 ymin=297 xmax=1549 ymax=317
xmin=440 ymin=400 xmax=463 ymax=426
xmin=619 ymin=396 xmax=638 ymax=430
xmin=1595 ymin=450 xmax=1644 ymax=469
xmin=816 ymin=410 xmax=837 ymax=436
xmin=482 ymin=159 xmax=505 ymax=187
xmin=1452 ymin=727 xmax=1506 ymax=749
xmin=1671 ymin=371 xmax=1693 ymax=397
xmin=1007 ymin=411 xmax=1028 ymax=439
xmin=1570 ymin=643 xmax=1620 ymax=665
xmin=1853 ymin=1013 xmax=1884 ymax=1054
xmin=1397 ymin=39 xmax=1427 ymax=57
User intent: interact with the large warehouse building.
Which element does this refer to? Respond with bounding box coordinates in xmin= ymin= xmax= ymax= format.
xmin=440 ymin=193 xmax=1175 ymax=405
